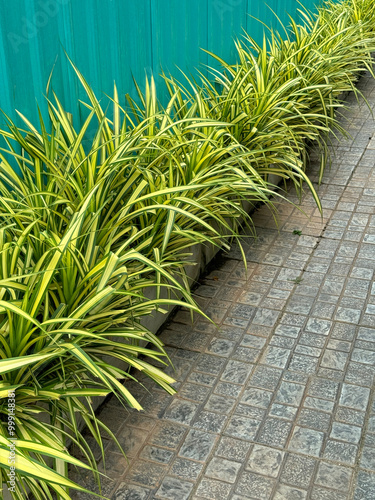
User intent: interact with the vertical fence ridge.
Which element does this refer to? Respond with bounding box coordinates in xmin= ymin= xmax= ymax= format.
xmin=0 ymin=0 xmax=320 ymax=126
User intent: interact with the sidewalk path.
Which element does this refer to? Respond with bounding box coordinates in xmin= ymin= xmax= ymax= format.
xmin=72 ymin=72 xmax=375 ymax=500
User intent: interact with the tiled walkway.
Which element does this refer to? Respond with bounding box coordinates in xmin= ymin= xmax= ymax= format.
xmin=72 ymin=73 xmax=375 ymax=500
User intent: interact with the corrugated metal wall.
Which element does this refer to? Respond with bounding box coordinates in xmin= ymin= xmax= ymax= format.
xmin=0 ymin=0 xmax=320 ymax=127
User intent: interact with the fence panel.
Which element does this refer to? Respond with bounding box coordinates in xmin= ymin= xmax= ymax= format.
xmin=0 ymin=0 xmax=322 ymax=126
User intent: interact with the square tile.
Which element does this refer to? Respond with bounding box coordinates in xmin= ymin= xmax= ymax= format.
xmin=246 ymin=445 xmax=284 ymax=477
xmin=256 ymin=418 xmax=292 ymax=448
xmin=235 ymin=472 xmax=275 ymax=499
xmin=323 ymin=439 xmax=358 ymax=465
xmin=280 ymin=453 xmax=317 ymax=488
xmin=205 ymin=457 xmax=242 ymax=483
xmin=330 ymin=422 xmax=362 ymax=444
xmin=315 ymin=461 xmax=353 ymax=491
xmin=179 ymin=430 xmax=217 ymax=461
xmin=288 ymin=427 xmax=324 ymax=457
xmin=155 ymin=477 xmax=194 ymax=500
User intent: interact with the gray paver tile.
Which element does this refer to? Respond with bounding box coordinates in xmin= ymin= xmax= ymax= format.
xmin=155 ymin=477 xmax=194 ymax=499
xmin=360 ymin=447 xmax=375 ymax=471
xmin=330 ymin=422 xmax=362 ymax=444
xmin=306 ymin=318 xmax=332 ymax=335
xmin=353 ymin=470 xmax=375 ymax=499
xmin=323 ymin=439 xmax=358 ymax=465
xmin=205 ymin=457 xmax=242 ymax=483
xmin=288 ymin=426 xmax=324 ymax=457
xmin=196 ymin=478 xmax=232 ymax=499
xmin=339 ymin=383 xmax=370 ymax=411
xmin=163 ymin=399 xmax=199 ymax=425
xmin=297 ymin=408 xmax=331 ymax=432
xmin=215 ymin=436 xmax=251 ymax=462
xmin=225 ymin=415 xmax=261 ymax=441
xmin=113 ymin=484 xmax=152 ymax=500
xmin=273 ymin=484 xmax=307 ymax=500
xmin=311 ymin=486 xmax=349 ymax=500
xmin=235 ymin=471 xmax=275 ymax=499
xmin=193 ymin=411 xmax=227 ymax=433
xmin=280 ymin=453 xmax=317 ymax=488
xmin=275 ymin=381 xmax=305 ymax=406
xmin=171 ymin=458 xmax=203 ymax=479
xmin=179 ymin=430 xmax=217 ymax=461
xmin=246 ymin=444 xmax=284 ymax=477
xmin=256 ymin=418 xmax=292 ymax=448
xmin=315 ymin=461 xmax=353 ymax=491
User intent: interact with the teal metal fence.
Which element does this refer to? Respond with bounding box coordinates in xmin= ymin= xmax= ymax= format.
xmin=0 ymin=0 xmax=320 ymax=127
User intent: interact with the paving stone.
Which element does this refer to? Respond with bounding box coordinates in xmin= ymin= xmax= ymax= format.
xmin=273 ymin=485 xmax=307 ymax=500
xmin=288 ymin=427 xmax=324 ymax=457
xmin=299 ymin=332 xmax=326 ymax=348
xmin=195 ymin=354 xmax=226 ymax=375
xmin=127 ymin=461 xmax=167 ymax=487
xmin=256 ymin=418 xmax=292 ymax=448
xmin=331 ymin=322 xmax=357 ymax=341
xmin=311 ymin=486 xmax=349 ymax=500
xmin=206 ymin=338 xmax=236 ymax=357
xmin=179 ymin=430 xmax=216 ymax=462
xmin=309 ymin=378 xmax=340 ymax=400
xmin=193 ymin=411 xmax=227 ymax=433
xmin=274 ymin=324 xmax=301 ymax=338
xmin=235 ymin=471 xmax=275 ymax=499
xmin=275 ymin=381 xmax=305 ymax=406
xmin=220 ymin=360 xmax=253 ymax=384
xmin=179 ymin=383 xmax=211 ymax=403
xmin=204 ymin=395 xmax=235 ymax=414
xmin=360 ymin=447 xmax=375 ymax=470
xmin=352 ymin=348 xmax=375 ymax=365
xmin=297 ymin=408 xmax=331 ymax=432
xmin=214 ymin=381 xmax=242 ymax=398
xmin=353 ymin=470 xmax=375 ymax=499
xmin=231 ymin=346 xmax=261 ymax=362
xmin=249 ymin=365 xmax=283 ymax=390
xmin=330 ymin=422 xmax=362 ymax=444
xmin=241 ymin=387 xmax=273 ymax=408
xmin=345 ymin=362 xmax=375 ymax=386
xmin=339 ymin=383 xmax=370 ymax=411
xmin=215 ymin=436 xmax=251 ymax=462
xmin=315 ymin=461 xmax=353 ymax=491
xmin=270 ymin=403 xmax=298 ymax=420
xmin=155 ymin=477 xmax=194 ymax=499
xmin=149 ymin=422 xmax=187 ymax=450
xmin=113 ymin=484 xmax=152 ymax=500
xmin=320 ymin=349 xmax=349 ymax=370
xmin=139 ymin=446 xmax=174 ymax=464
xmin=112 ymin=426 xmax=148 ymax=457
xmin=235 ymin=403 xmax=266 ymax=419
xmin=171 ymin=458 xmax=203 ymax=480
xmin=205 ymin=457 xmax=242 ymax=483
xmin=280 ymin=453 xmax=317 ymax=488
xmin=323 ymin=439 xmax=358 ymax=465
xmin=225 ymin=415 xmax=261 ymax=441
xmin=335 ymin=307 xmax=362 ymax=324
xmin=163 ymin=399 xmax=199 ymax=425
xmin=335 ymin=407 xmax=365 ymax=426
xmin=196 ymin=478 xmax=232 ymax=499
xmin=246 ymin=444 xmax=284 ymax=477
xmin=289 ymin=353 xmax=319 ymax=373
